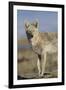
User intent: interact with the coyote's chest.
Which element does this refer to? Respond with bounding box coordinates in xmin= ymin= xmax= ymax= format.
xmin=30 ymin=35 xmax=43 ymax=54
xmin=32 ymin=43 xmax=42 ymax=54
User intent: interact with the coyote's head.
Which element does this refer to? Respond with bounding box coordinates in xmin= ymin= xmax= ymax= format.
xmin=25 ymin=21 xmax=39 ymax=41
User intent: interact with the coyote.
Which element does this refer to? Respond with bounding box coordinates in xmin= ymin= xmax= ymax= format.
xmin=25 ymin=21 xmax=57 ymax=77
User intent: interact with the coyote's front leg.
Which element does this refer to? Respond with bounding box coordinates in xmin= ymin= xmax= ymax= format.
xmin=41 ymin=52 xmax=47 ymax=76
xmin=37 ymin=55 xmax=42 ymax=76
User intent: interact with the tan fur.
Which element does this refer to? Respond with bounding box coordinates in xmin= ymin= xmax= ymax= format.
xmin=25 ymin=20 xmax=57 ymax=77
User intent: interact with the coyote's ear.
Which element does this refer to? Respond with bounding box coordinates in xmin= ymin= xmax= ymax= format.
xmin=24 ymin=21 xmax=30 ymax=28
xmin=33 ymin=21 xmax=39 ymax=28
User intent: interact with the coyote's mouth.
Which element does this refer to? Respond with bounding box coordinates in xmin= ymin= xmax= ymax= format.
xmin=26 ymin=31 xmax=33 ymax=40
